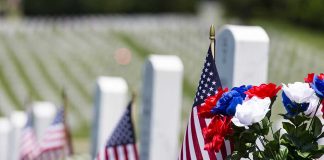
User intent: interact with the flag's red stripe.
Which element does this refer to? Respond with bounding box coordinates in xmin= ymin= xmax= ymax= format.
xmin=96 ymin=152 xmax=101 ymax=160
xmin=123 ymin=145 xmax=128 ymax=160
xmin=230 ymin=139 xmax=234 ymax=152
xmin=185 ymin=127 xmax=191 ymax=160
xmin=220 ymin=142 xmax=227 ymax=159
xmin=198 ymin=114 xmax=217 ymax=160
xmin=133 ymin=144 xmax=139 ymax=160
xmin=190 ymin=110 xmax=203 ymax=159
xmin=105 ymin=148 xmax=109 ymax=160
xmin=113 ymin=147 xmax=119 ymax=160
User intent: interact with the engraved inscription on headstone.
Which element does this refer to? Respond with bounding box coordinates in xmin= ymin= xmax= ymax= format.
xmin=216 ymin=25 xmax=269 ymax=88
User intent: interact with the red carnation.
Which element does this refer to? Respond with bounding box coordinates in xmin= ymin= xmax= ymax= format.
xmin=319 ymin=73 xmax=324 ymax=80
xmin=198 ymin=88 xmax=228 ymax=118
xmin=202 ymin=115 xmax=233 ymax=152
xmin=305 ymin=73 xmax=315 ymax=83
xmin=245 ymin=83 xmax=282 ymax=99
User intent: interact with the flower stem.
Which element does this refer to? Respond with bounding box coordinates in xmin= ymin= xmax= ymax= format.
xmin=308 ymin=98 xmax=323 ymax=131
xmin=256 ymin=123 xmax=277 ymax=159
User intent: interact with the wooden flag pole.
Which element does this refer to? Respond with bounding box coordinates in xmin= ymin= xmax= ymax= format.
xmin=209 ymin=24 xmax=216 ymax=58
xmin=62 ymin=88 xmax=74 ymax=155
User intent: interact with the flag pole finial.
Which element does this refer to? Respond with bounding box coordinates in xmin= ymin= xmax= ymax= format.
xmin=209 ymin=24 xmax=215 ymax=40
xmin=209 ymin=24 xmax=216 ymax=58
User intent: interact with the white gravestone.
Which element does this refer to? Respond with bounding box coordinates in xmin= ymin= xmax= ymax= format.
xmin=91 ymin=76 xmax=128 ymax=158
xmin=9 ymin=111 xmax=27 ymax=160
xmin=32 ymin=102 xmax=57 ymax=140
xmin=216 ymin=25 xmax=269 ymax=88
xmin=0 ymin=117 xmax=11 ymax=160
xmin=140 ymin=55 xmax=183 ymax=160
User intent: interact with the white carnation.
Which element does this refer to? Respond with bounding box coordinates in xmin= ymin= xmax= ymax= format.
xmin=304 ymin=94 xmax=323 ymax=117
xmin=232 ymin=97 xmax=271 ymax=128
xmin=282 ymin=82 xmax=314 ymax=104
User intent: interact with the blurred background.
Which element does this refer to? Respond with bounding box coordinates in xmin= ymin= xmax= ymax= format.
xmin=0 ymin=0 xmax=324 ymax=157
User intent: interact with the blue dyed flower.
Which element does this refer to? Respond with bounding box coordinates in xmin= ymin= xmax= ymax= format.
xmin=311 ymin=74 xmax=324 ymax=98
xmin=282 ymin=91 xmax=309 ymax=117
xmin=231 ymin=85 xmax=252 ymax=100
xmin=211 ymin=85 xmax=250 ymax=116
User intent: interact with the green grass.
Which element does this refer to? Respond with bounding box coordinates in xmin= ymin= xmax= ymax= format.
xmin=0 ymin=36 xmax=42 ymax=105
xmin=251 ymin=19 xmax=324 ymax=57
xmin=0 ymin=64 xmax=21 ymax=108
xmin=115 ymin=32 xmax=197 ymax=98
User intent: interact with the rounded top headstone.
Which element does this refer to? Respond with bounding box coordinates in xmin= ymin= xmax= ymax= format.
xmin=217 ymin=25 xmax=269 ymax=43
xmin=10 ymin=111 xmax=27 ymax=128
xmin=148 ymin=55 xmax=183 ymax=72
xmin=97 ymin=76 xmax=128 ymax=93
xmin=0 ymin=118 xmax=11 ymax=132
xmin=33 ymin=102 xmax=57 ymax=118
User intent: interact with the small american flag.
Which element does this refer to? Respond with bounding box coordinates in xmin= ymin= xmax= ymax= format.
xmin=179 ymin=44 xmax=233 ymax=160
xmin=20 ymin=110 xmax=41 ymax=160
xmin=38 ymin=107 xmax=71 ymax=160
xmin=96 ymin=101 xmax=139 ymax=160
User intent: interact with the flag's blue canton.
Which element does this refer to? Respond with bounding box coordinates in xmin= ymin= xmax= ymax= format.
xmin=193 ymin=46 xmax=222 ymax=107
xmin=52 ymin=108 xmax=64 ymax=125
xmin=106 ymin=103 xmax=136 ymax=147
xmin=25 ymin=111 xmax=33 ymax=128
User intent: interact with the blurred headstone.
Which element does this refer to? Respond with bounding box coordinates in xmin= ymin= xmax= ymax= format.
xmin=216 ymin=25 xmax=269 ymax=88
xmin=91 ymin=76 xmax=128 ymax=158
xmin=32 ymin=102 xmax=57 ymax=140
xmin=140 ymin=55 xmax=183 ymax=160
xmin=9 ymin=111 xmax=27 ymax=160
xmin=0 ymin=117 xmax=11 ymax=160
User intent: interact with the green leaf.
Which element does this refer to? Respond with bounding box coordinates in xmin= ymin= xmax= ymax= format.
xmin=252 ymin=151 xmax=263 ymax=159
xmin=296 ymin=123 xmax=307 ymax=137
xmin=301 ymin=142 xmax=317 ymax=152
xmin=297 ymin=150 xmax=311 ymax=158
xmin=277 ymin=146 xmax=288 ymax=160
xmin=283 ymin=122 xmax=295 ymax=135
xmin=290 ymin=115 xmax=309 ymax=127
xmin=312 ymin=116 xmax=322 ymax=138
xmin=273 ymin=129 xmax=281 ymax=141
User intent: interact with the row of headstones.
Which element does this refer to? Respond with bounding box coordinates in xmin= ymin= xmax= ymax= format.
xmin=0 ymin=25 xmax=269 ymax=160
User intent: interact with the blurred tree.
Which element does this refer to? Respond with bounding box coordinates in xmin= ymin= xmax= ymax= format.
xmin=220 ymin=0 xmax=324 ymax=29
xmin=22 ymin=0 xmax=197 ymax=15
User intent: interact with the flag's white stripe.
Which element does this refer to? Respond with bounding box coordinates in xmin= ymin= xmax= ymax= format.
xmin=181 ymin=128 xmax=187 ymax=160
xmin=108 ymin=148 xmax=115 ymax=160
xmin=205 ymin=118 xmax=211 ymax=125
xmin=42 ymin=133 xmax=65 ymax=141
xmin=187 ymin=111 xmax=197 ymax=160
xmin=126 ymin=144 xmax=135 ymax=160
xmin=193 ymin=107 xmax=212 ymax=159
xmin=117 ymin=146 xmax=125 ymax=160
xmin=41 ymin=140 xmax=65 ymax=149
xmin=45 ymin=124 xmax=64 ymax=131
xmin=216 ymin=152 xmax=223 ymax=160
xmin=225 ymin=140 xmax=231 ymax=155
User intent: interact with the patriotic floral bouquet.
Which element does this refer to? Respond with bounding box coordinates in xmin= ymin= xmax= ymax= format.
xmin=198 ymin=73 xmax=324 ymax=159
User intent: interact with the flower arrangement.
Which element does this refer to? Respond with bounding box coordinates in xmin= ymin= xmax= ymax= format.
xmin=198 ymin=73 xmax=324 ymax=159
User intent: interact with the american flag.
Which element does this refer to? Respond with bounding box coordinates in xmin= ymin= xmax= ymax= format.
xmin=179 ymin=45 xmax=233 ymax=160
xmin=96 ymin=101 xmax=139 ymax=160
xmin=20 ymin=110 xmax=41 ymax=160
xmin=37 ymin=107 xmax=71 ymax=160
